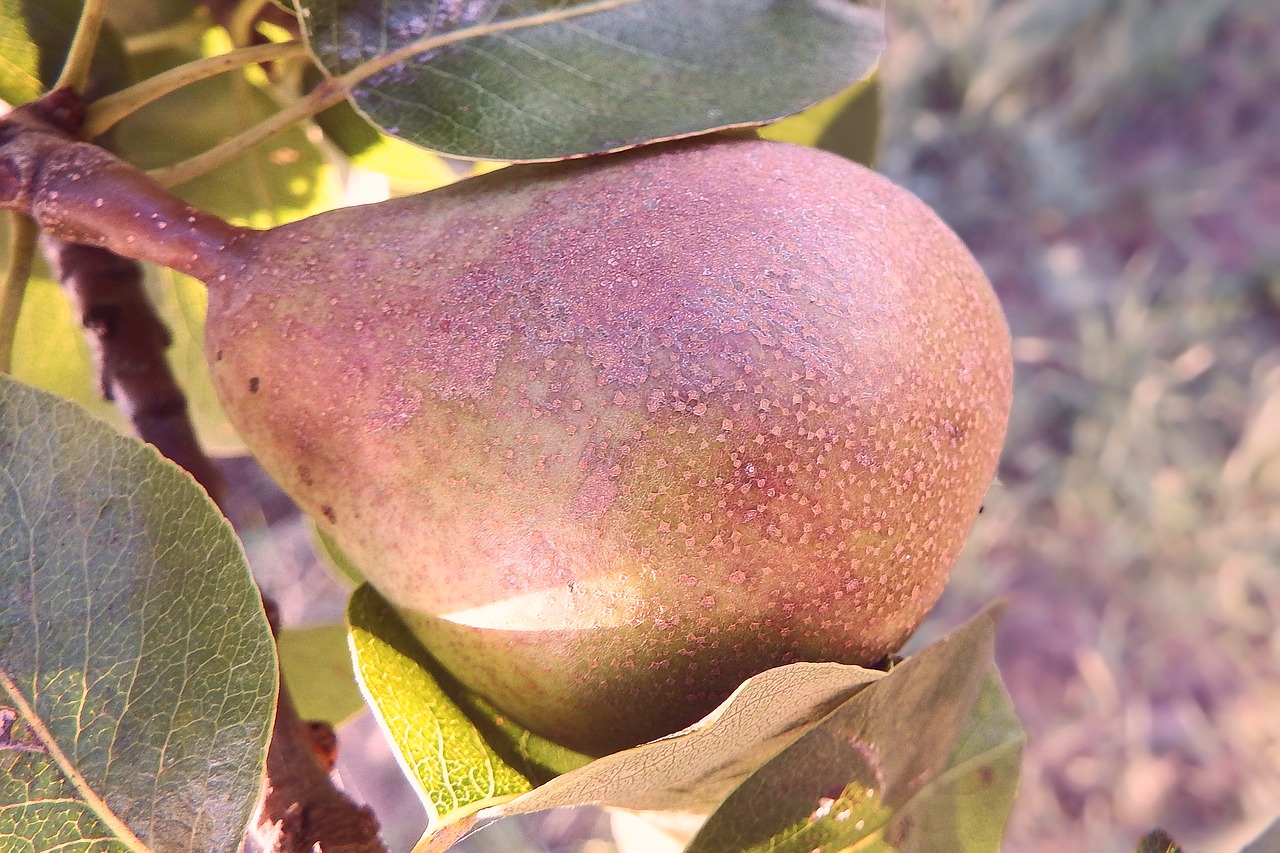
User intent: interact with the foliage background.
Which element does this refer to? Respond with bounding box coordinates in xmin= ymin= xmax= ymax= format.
xmin=218 ymin=0 xmax=1279 ymax=850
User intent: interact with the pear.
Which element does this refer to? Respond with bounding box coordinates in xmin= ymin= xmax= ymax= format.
xmin=195 ymin=137 xmax=1013 ymax=755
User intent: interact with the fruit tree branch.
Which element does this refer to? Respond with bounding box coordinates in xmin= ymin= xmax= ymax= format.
xmin=39 ymin=238 xmax=227 ymax=506
xmin=256 ymin=600 xmax=387 ymax=853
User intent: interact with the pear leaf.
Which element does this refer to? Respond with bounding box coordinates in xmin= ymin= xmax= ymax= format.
xmin=427 ymin=647 xmax=887 ymax=851
xmin=113 ymin=31 xmax=340 ymax=229
xmin=277 ymin=624 xmax=366 ymax=726
xmin=683 ymin=606 xmax=1021 ymax=853
xmin=0 ymin=0 xmax=43 ymax=105
xmin=295 ymin=0 xmax=885 ymax=161
xmin=0 ymin=376 xmax=277 ymax=852
xmin=0 ymin=0 xmax=130 ymax=105
xmin=348 ymin=585 xmax=590 ymax=833
xmin=760 ymin=73 xmax=883 ymax=169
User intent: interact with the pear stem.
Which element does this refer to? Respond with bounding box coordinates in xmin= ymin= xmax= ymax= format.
xmin=0 ymin=213 xmax=38 ymax=374
xmin=0 ymin=96 xmax=251 ymax=285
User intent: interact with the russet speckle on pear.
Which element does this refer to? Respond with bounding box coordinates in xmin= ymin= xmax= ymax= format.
xmin=204 ymin=138 xmax=1012 ymax=756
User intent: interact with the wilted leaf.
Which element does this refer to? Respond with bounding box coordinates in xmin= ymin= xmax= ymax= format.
xmin=0 ymin=376 xmax=277 ymax=852
xmin=278 ymin=624 xmax=366 ymax=725
xmin=684 ymin=606 xmax=1020 ymax=853
xmin=349 ymin=585 xmax=590 ymax=833
xmin=297 ymin=0 xmax=885 ymax=161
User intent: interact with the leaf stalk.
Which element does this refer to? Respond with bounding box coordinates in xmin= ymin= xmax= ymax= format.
xmin=0 ymin=213 xmax=38 ymax=374
xmin=82 ymin=41 xmax=309 ymax=139
xmin=54 ymin=0 xmax=110 ymax=94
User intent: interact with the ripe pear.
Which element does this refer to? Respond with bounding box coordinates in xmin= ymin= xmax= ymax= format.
xmin=203 ymin=138 xmax=1011 ymax=755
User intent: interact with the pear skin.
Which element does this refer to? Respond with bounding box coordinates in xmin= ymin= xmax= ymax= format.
xmin=205 ymin=138 xmax=1012 ymax=756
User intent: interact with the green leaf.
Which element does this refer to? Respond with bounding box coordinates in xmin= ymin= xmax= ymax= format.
xmin=0 ymin=0 xmax=43 ymax=104
xmin=141 ymin=266 xmax=244 ymax=454
xmin=430 ymin=645 xmax=887 ymax=851
xmin=104 ymin=0 xmax=198 ymax=39
xmin=760 ymin=72 xmax=883 ymax=169
xmin=684 ymin=606 xmax=1021 ymax=853
xmin=296 ymin=0 xmax=885 ymax=161
xmin=312 ymin=525 xmax=364 ymax=587
xmin=312 ymin=92 xmax=470 ymax=193
xmin=112 ymin=31 xmax=340 ymax=228
xmin=0 ymin=376 xmax=277 ymax=852
xmin=0 ymin=0 xmax=131 ymax=105
xmin=348 ymin=585 xmax=590 ymax=833
xmin=278 ymin=624 xmax=366 ymax=726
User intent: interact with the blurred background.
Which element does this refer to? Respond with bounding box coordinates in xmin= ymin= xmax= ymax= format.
xmin=232 ymin=0 xmax=1280 ymax=849
xmin=884 ymin=0 xmax=1280 ymax=850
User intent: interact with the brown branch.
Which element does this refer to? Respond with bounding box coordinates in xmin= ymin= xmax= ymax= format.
xmin=257 ymin=601 xmax=388 ymax=853
xmin=41 ymin=238 xmax=227 ymax=505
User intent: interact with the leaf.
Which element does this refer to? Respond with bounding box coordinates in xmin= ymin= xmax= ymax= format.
xmin=1135 ymin=829 xmax=1183 ymax=853
xmin=760 ymin=72 xmax=883 ymax=169
xmin=427 ymin=643 xmax=887 ymax=851
xmin=348 ymin=585 xmax=590 ymax=834
xmin=0 ymin=0 xmax=42 ymax=104
xmin=296 ymin=0 xmax=885 ymax=161
xmin=0 ymin=0 xmax=130 ymax=105
xmin=277 ymin=624 xmax=366 ymax=725
xmin=0 ymin=376 xmax=277 ymax=852
xmin=141 ymin=266 xmax=244 ymax=453
xmin=312 ymin=92 xmax=470 ymax=193
xmin=312 ymin=524 xmax=364 ymax=586
xmin=104 ymin=0 xmax=198 ymax=39
xmin=683 ymin=606 xmax=1021 ymax=853
xmin=112 ymin=30 xmax=339 ymax=228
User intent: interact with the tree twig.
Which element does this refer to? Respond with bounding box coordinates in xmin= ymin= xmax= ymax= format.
xmin=40 ymin=238 xmax=228 ymax=505
xmin=256 ymin=601 xmax=388 ymax=853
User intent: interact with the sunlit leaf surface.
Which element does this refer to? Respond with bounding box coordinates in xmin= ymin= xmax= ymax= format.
xmin=0 ymin=376 xmax=277 ymax=852
xmin=349 ymin=585 xmax=589 ymax=833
